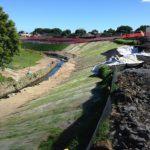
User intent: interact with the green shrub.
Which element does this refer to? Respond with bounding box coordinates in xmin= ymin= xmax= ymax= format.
xmin=7 ymin=77 xmax=14 ymax=82
xmin=98 ymin=65 xmax=112 ymax=79
xmin=0 ymin=74 xmax=14 ymax=83
xmin=114 ymin=39 xmax=138 ymax=45
xmin=94 ymin=119 xmax=110 ymax=142
xmin=68 ymin=137 xmax=79 ymax=150
xmin=0 ymin=74 xmax=6 ymax=83
xmin=39 ymin=137 xmax=54 ymax=150
xmin=111 ymin=82 xmax=119 ymax=93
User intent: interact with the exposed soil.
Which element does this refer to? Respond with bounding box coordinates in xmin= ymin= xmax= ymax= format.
xmin=0 ymin=59 xmax=75 ymax=120
xmin=110 ymin=62 xmax=150 ymax=150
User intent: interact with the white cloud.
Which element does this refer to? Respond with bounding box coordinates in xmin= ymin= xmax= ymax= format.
xmin=142 ymin=0 xmax=150 ymax=2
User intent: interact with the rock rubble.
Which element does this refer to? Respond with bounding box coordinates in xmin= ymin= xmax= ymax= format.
xmin=110 ymin=62 xmax=150 ymax=150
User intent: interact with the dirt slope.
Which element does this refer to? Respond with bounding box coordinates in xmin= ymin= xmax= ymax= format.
xmin=0 ymin=60 xmax=75 ymax=120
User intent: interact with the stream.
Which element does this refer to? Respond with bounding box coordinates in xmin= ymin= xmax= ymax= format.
xmin=45 ymin=60 xmax=65 ymax=80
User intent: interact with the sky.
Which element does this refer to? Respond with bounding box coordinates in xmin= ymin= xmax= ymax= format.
xmin=0 ymin=0 xmax=150 ymax=32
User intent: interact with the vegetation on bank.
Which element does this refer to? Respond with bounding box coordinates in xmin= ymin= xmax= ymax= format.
xmin=93 ymin=65 xmax=119 ymax=146
xmin=21 ymin=42 xmax=69 ymax=51
xmin=92 ymin=66 xmax=112 ymax=145
xmin=66 ymin=66 xmax=113 ymax=150
xmin=114 ymin=38 xmax=138 ymax=45
xmin=0 ymin=42 xmax=119 ymax=150
xmin=8 ymin=48 xmax=43 ymax=70
xmin=0 ymin=74 xmax=14 ymax=83
xmin=94 ymin=119 xmax=110 ymax=142
xmin=0 ymin=66 xmax=53 ymax=98
xmin=39 ymin=44 xmax=118 ymax=150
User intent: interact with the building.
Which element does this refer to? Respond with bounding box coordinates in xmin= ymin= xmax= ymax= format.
xmin=19 ymin=33 xmax=32 ymax=38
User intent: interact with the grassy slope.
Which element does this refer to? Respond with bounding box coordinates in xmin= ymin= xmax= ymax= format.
xmin=9 ymin=49 xmax=43 ymax=70
xmin=0 ymin=41 xmax=119 ymax=150
xmin=22 ymin=42 xmax=69 ymax=51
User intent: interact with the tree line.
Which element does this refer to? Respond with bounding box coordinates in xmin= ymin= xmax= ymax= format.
xmin=102 ymin=25 xmax=150 ymax=37
xmin=19 ymin=25 xmax=150 ymax=38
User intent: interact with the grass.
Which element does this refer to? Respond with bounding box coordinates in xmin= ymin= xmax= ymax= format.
xmin=8 ymin=49 xmax=43 ymax=70
xmin=0 ymin=74 xmax=14 ymax=83
xmin=114 ymin=38 xmax=138 ymax=45
xmin=21 ymin=42 xmax=69 ymax=51
xmin=94 ymin=119 xmax=110 ymax=142
xmin=7 ymin=42 xmax=68 ymax=70
xmin=0 ymin=41 xmax=119 ymax=150
xmin=0 ymin=74 xmax=8 ymax=83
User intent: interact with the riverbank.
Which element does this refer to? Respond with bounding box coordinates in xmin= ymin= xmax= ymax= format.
xmin=0 ymin=56 xmax=57 ymax=81
xmin=0 ymin=55 xmax=59 ymax=98
xmin=0 ymin=41 xmax=119 ymax=150
xmin=0 ymin=59 xmax=75 ymax=120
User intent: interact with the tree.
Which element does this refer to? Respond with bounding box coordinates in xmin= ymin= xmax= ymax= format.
xmin=90 ymin=29 xmax=99 ymax=36
xmin=61 ymin=29 xmax=71 ymax=37
xmin=32 ymin=28 xmax=62 ymax=37
xmin=135 ymin=25 xmax=150 ymax=33
xmin=116 ymin=25 xmax=133 ymax=34
xmin=32 ymin=28 xmax=51 ymax=35
xmin=18 ymin=30 xmax=25 ymax=34
xmin=50 ymin=28 xmax=62 ymax=37
xmin=107 ymin=28 xmax=116 ymax=36
xmin=0 ymin=7 xmax=20 ymax=69
xmin=101 ymin=28 xmax=116 ymax=37
xmin=75 ymin=29 xmax=86 ymax=37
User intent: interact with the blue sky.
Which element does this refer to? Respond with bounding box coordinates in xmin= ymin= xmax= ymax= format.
xmin=0 ymin=0 xmax=150 ymax=32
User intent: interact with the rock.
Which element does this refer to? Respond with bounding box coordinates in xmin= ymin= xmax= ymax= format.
xmin=109 ymin=65 xmax=150 ymax=149
xmin=94 ymin=140 xmax=113 ymax=150
xmin=129 ymin=134 xmax=146 ymax=143
xmin=109 ymin=130 xmax=116 ymax=138
xmin=119 ymin=124 xmax=126 ymax=131
xmin=137 ymin=128 xmax=150 ymax=140
xmin=123 ymin=106 xmax=137 ymax=113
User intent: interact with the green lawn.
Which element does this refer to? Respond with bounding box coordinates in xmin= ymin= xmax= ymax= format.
xmin=9 ymin=49 xmax=43 ymax=70
xmin=22 ymin=42 xmax=69 ymax=51
xmin=114 ymin=38 xmax=138 ymax=45
xmin=9 ymin=41 xmax=69 ymax=70
xmin=0 ymin=41 xmax=119 ymax=150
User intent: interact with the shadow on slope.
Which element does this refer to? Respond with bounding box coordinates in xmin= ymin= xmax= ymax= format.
xmin=46 ymin=77 xmax=110 ymax=150
xmin=101 ymin=48 xmax=120 ymax=60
